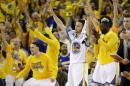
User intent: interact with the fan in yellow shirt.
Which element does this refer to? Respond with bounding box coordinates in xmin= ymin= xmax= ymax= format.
xmin=17 ymin=42 xmax=57 ymax=86
xmin=1 ymin=23 xmax=27 ymax=86
xmin=32 ymin=27 xmax=60 ymax=80
xmin=0 ymin=50 xmax=6 ymax=85
xmin=2 ymin=37 xmax=27 ymax=86
xmin=92 ymin=16 xmax=119 ymax=85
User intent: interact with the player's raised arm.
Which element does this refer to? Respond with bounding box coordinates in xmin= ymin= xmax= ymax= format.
xmin=113 ymin=0 xmax=119 ymax=27
xmin=84 ymin=0 xmax=100 ymax=30
xmin=48 ymin=5 xmax=66 ymax=31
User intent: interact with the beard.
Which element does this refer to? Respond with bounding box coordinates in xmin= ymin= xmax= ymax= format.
xmin=101 ymin=29 xmax=109 ymax=34
xmin=100 ymin=23 xmax=110 ymax=34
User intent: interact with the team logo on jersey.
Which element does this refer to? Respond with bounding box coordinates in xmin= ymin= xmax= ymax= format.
xmin=11 ymin=51 xmax=20 ymax=61
xmin=72 ymin=42 xmax=81 ymax=54
xmin=32 ymin=61 xmax=44 ymax=72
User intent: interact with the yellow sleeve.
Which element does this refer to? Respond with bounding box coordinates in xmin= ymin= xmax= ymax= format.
xmin=5 ymin=45 xmax=13 ymax=74
xmin=20 ymin=50 xmax=27 ymax=64
xmin=45 ymin=27 xmax=57 ymax=40
xmin=94 ymin=44 xmax=99 ymax=58
xmin=34 ymin=30 xmax=55 ymax=45
xmin=37 ymin=22 xmax=43 ymax=33
xmin=17 ymin=56 xmax=31 ymax=78
xmin=5 ymin=44 xmax=12 ymax=53
xmin=47 ymin=55 xmax=57 ymax=79
xmin=98 ymin=33 xmax=118 ymax=51
xmin=0 ymin=61 xmax=6 ymax=79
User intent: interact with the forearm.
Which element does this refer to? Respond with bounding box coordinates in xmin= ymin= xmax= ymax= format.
xmin=52 ymin=14 xmax=66 ymax=31
xmin=86 ymin=17 xmax=91 ymax=39
xmin=113 ymin=0 xmax=119 ymax=27
xmin=121 ymin=0 xmax=128 ymax=7
xmin=45 ymin=27 xmax=57 ymax=40
xmin=98 ymin=0 xmax=103 ymax=14
xmin=16 ymin=21 xmax=23 ymax=40
xmin=17 ymin=59 xmax=31 ymax=78
xmin=22 ymin=1 xmax=30 ymax=22
xmin=17 ymin=68 xmax=30 ymax=79
xmin=34 ymin=29 xmax=54 ymax=45
xmin=85 ymin=2 xmax=99 ymax=29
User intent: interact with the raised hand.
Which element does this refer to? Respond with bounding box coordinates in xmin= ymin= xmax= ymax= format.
xmin=47 ymin=5 xmax=55 ymax=15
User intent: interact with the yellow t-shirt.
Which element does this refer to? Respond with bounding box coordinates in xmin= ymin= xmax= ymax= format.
xmin=96 ymin=25 xmax=118 ymax=34
xmin=17 ymin=53 xmax=51 ymax=80
xmin=34 ymin=27 xmax=60 ymax=79
xmin=94 ymin=30 xmax=119 ymax=64
xmin=5 ymin=45 xmax=27 ymax=76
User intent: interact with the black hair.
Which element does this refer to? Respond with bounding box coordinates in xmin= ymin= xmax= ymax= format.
xmin=32 ymin=42 xmax=41 ymax=49
xmin=100 ymin=16 xmax=113 ymax=28
xmin=77 ymin=19 xmax=85 ymax=26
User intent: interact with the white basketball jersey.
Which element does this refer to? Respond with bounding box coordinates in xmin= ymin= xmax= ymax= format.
xmin=68 ymin=30 xmax=86 ymax=63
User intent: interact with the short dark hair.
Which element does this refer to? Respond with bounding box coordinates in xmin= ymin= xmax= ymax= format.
xmin=100 ymin=16 xmax=113 ymax=28
xmin=32 ymin=42 xmax=41 ymax=49
xmin=77 ymin=19 xmax=85 ymax=26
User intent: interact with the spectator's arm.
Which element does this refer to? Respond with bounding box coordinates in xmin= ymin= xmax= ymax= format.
xmin=16 ymin=56 xmax=31 ymax=79
xmin=33 ymin=29 xmax=55 ymax=46
xmin=22 ymin=0 xmax=30 ymax=22
xmin=98 ymin=0 xmax=103 ymax=14
xmin=86 ymin=16 xmax=92 ymax=40
xmin=49 ymin=6 xmax=66 ymax=31
xmin=121 ymin=0 xmax=128 ymax=7
xmin=113 ymin=0 xmax=119 ymax=27
xmin=16 ymin=19 xmax=23 ymax=40
xmin=84 ymin=0 xmax=100 ymax=30
xmin=1 ymin=25 xmax=9 ymax=46
xmin=45 ymin=27 xmax=57 ymax=40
